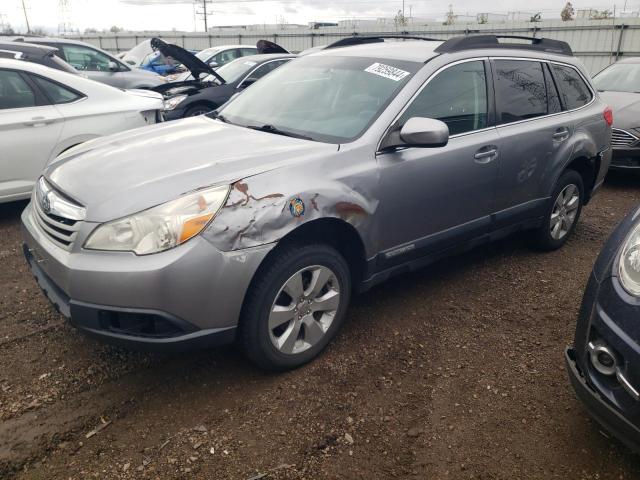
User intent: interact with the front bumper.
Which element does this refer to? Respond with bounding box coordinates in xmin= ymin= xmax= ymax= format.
xmin=566 ymin=348 xmax=640 ymax=452
xmin=162 ymin=107 xmax=188 ymax=121
xmin=610 ymin=148 xmax=640 ymax=170
xmin=21 ymin=202 xmax=273 ymax=351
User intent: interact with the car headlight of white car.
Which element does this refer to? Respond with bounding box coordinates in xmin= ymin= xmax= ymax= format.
xmin=619 ymin=222 xmax=640 ymax=296
xmin=85 ymin=185 xmax=229 ymax=255
xmin=163 ymin=94 xmax=188 ymax=111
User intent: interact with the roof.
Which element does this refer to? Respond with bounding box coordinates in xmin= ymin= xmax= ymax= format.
xmin=239 ymin=53 xmax=297 ymax=63
xmin=616 ymin=56 xmax=640 ymax=64
xmin=313 ymin=40 xmax=443 ymax=63
xmin=199 ymin=45 xmax=257 ymax=52
xmin=0 ymin=41 xmax=57 ymax=58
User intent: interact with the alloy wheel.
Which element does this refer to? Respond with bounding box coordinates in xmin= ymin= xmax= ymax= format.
xmin=268 ymin=265 xmax=340 ymax=355
xmin=550 ymin=183 xmax=580 ymax=240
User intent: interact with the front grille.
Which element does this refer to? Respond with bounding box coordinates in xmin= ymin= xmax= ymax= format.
xmin=33 ymin=178 xmax=85 ymax=251
xmin=612 ymin=128 xmax=639 ymax=148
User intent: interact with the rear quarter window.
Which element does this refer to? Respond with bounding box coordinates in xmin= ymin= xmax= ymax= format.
xmin=550 ymin=64 xmax=593 ymax=110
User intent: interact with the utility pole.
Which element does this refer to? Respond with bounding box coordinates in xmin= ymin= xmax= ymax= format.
xmin=195 ymin=0 xmax=212 ymax=32
xmin=21 ymin=0 xmax=30 ymax=34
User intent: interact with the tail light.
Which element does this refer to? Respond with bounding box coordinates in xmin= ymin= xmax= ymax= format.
xmin=603 ymin=106 xmax=613 ymax=127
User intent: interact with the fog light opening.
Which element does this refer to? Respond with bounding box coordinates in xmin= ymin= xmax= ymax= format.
xmin=588 ymin=342 xmax=617 ymax=376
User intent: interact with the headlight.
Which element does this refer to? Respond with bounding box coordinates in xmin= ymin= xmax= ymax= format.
xmin=619 ymin=222 xmax=640 ymax=296
xmin=84 ymin=185 xmax=229 ymax=255
xmin=163 ymin=94 xmax=187 ymax=110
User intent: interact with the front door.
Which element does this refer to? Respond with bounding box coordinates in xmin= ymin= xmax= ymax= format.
xmin=377 ymin=59 xmax=499 ymax=266
xmin=0 ymin=69 xmax=63 ymax=200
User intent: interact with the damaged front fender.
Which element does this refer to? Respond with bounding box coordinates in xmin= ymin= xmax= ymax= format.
xmin=203 ymin=176 xmax=377 ymax=252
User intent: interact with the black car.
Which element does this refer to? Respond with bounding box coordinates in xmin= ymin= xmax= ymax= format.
xmin=566 ymin=204 xmax=640 ymax=452
xmin=151 ymin=38 xmax=295 ymax=120
xmin=0 ymin=40 xmax=78 ymax=74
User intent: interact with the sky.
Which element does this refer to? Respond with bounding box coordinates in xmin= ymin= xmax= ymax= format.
xmin=0 ymin=0 xmax=636 ymax=33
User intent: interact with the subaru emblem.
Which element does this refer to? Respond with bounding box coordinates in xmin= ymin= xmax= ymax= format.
xmin=41 ymin=193 xmax=51 ymax=214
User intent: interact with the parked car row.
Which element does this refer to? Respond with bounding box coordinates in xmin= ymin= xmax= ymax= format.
xmin=2 ymin=32 xmax=639 ymax=453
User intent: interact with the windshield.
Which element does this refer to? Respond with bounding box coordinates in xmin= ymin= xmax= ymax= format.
xmin=593 ymin=62 xmax=640 ymax=93
xmin=217 ymin=55 xmax=420 ymax=143
xmin=216 ymin=57 xmax=258 ymax=83
xmin=196 ymin=48 xmax=221 ymax=62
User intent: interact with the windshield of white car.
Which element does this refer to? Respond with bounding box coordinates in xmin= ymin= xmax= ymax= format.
xmin=196 ymin=48 xmax=221 ymax=63
xmin=216 ymin=58 xmax=259 ymax=83
xmin=216 ymin=55 xmax=420 ymax=143
xmin=594 ymin=63 xmax=640 ymax=93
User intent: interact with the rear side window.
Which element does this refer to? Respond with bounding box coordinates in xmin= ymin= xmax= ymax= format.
xmin=31 ymin=75 xmax=82 ymax=104
xmin=543 ymin=64 xmax=562 ymax=114
xmin=246 ymin=59 xmax=289 ymax=82
xmin=0 ymin=70 xmax=36 ymax=109
xmin=399 ymin=60 xmax=488 ymax=135
xmin=551 ymin=64 xmax=593 ymax=110
xmin=494 ymin=60 xmax=547 ymax=124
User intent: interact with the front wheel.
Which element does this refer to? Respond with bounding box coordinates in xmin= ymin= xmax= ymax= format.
xmin=185 ymin=104 xmax=214 ymax=117
xmin=238 ymin=244 xmax=351 ymax=371
xmin=531 ymin=169 xmax=584 ymax=250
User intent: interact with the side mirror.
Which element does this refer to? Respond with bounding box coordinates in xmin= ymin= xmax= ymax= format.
xmin=208 ymin=61 xmax=219 ymax=69
xmin=400 ymin=117 xmax=449 ymax=147
xmin=108 ymin=61 xmax=119 ymax=72
xmin=381 ymin=117 xmax=449 ymax=150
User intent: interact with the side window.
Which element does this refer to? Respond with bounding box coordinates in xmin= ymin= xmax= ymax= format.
xmin=543 ymin=64 xmax=562 ymax=114
xmin=551 ymin=64 xmax=593 ymax=110
xmin=0 ymin=70 xmax=36 ymax=109
xmin=215 ymin=49 xmax=240 ymax=66
xmin=240 ymin=48 xmax=258 ymax=56
xmin=61 ymin=45 xmax=111 ymax=72
xmin=494 ymin=60 xmax=547 ymax=124
xmin=399 ymin=60 xmax=488 ymax=136
xmin=31 ymin=75 xmax=82 ymax=104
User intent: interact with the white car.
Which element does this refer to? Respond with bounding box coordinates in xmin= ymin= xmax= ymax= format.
xmin=0 ymin=58 xmax=164 ymax=203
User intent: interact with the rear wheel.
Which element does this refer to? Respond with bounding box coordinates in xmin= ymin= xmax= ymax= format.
xmin=238 ymin=244 xmax=351 ymax=371
xmin=532 ymin=170 xmax=584 ymax=250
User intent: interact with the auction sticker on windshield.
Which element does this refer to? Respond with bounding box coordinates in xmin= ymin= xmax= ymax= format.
xmin=364 ymin=63 xmax=410 ymax=81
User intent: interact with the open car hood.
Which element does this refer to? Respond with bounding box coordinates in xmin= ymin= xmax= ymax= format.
xmin=256 ymin=40 xmax=289 ymax=54
xmin=150 ymin=37 xmax=225 ymax=84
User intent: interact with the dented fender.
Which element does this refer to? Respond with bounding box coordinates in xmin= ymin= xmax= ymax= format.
xmin=203 ymin=175 xmax=378 ymax=252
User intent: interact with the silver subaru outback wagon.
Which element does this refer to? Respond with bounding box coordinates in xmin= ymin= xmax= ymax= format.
xmin=22 ymin=35 xmax=612 ymax=370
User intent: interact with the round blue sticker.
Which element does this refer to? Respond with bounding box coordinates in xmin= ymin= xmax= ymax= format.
xmin=289 ymin=197 xmax=305 ymax=217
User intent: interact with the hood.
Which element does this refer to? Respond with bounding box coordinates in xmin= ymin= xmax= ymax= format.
xmin=256 ymin=40 xmax=289 ymax=54
xmin=45 ymin=117 xmax=337 ymax=222
xmin=150 ymin=38 xmax=225 ymax=84
xmin=599 ymin=91 xmax=640 ymax=129
xmin=125 ymin=88 xmax=164 ymax=101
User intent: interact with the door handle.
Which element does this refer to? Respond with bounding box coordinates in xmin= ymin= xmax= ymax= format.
xmin=23 ymin=117 xmax=54 ymax=127
xmin=553 ymin=128 xmax=570 ymax=142
xmin=474 ymin=146 xmax=499 ymax=164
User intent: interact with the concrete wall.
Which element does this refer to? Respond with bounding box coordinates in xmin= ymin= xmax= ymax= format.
xmin=68 ymin=18 xmax=640 ymax=75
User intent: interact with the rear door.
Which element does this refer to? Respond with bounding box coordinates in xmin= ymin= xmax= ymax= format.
xmin=490 ymin=58 xmax=570 ymax=229
xmin=0 ymin=69 xmax=63 ymax=200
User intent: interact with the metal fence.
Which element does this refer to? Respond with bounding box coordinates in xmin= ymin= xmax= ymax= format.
xmin=68 ymin=18 xmax=640 ymax=74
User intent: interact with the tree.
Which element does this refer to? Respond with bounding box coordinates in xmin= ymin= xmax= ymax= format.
xmin=394 ymin=9 xmax=408 ymax=28
xmin=84 ymin=27 xmax=97 ymax=33
xmin=109 ymin=25 xmax=122 ymax=33
xmin=1 ymin=24 xmax=15 ymax=35
xmin=477 ymin=13 xmax=488 ymax=24
xmin=561 ymin=2 xmax=575 ymax=21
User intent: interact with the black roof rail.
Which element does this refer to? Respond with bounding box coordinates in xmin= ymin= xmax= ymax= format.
xmin=325 ymin=35 xmax=443 ymax=50
xmin=434 ymin=35 xmax=573 ymax=56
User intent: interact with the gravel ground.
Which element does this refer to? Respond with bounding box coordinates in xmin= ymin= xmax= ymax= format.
xmin=1 ymin=173 xmax=639 ymax=479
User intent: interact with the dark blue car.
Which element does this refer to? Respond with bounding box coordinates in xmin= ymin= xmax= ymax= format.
xmin=566 ymin=203 xmax=640 ymax=452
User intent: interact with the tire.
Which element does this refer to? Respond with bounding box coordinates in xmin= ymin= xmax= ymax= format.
xmin=238 ymin=243 xmax=352 ymax=371
xmin=531 ymin=169 xmax=584 ymax=250
xmin=185 ymin=104 xmax=214 ymax=117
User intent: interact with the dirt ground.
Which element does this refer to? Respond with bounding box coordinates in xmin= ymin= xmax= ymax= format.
xmin=1 ymin=173 xmax=639 ymax=480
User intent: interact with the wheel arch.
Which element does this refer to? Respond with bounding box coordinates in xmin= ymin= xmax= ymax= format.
xmin=551 ymin=134 xmax=601 ymax=205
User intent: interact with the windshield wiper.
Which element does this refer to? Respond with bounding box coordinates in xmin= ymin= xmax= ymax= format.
xmin=246 ymin=124 xmax=314 ymax=141
xmin=208 ymin=110 xmax=229 ymax=123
